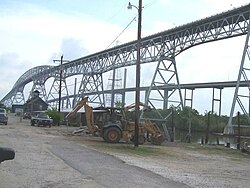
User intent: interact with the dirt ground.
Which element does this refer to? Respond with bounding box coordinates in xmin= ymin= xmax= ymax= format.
xmin=53 ymin=127 xmax=250 ymax=188
xmin=2 ymin=114 xmax=250 ymax=188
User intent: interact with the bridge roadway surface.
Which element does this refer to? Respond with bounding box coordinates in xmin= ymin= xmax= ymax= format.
xmin=47 ymin=80 xmax=250 ymax=103
xmin=0 ymin=114 xmax=189 ymax=188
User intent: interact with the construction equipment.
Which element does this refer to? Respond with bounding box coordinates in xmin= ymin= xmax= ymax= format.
xmin=65 ymin=97 xmax=165 ymax=145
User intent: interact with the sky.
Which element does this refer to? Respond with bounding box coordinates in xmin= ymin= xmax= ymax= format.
xmin=0 ymin=0 xmax=250 ymax=115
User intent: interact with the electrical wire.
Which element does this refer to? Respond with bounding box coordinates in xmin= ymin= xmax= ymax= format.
xmin=144 ymin=0 xmax=157 ymax=8
xmin=105 ymin=16 xmax=137 ymax=49
xmin=105 ymin=0 xmax=157 ymax=49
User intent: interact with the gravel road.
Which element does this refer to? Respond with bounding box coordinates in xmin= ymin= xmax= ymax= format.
xmin=0 ymin=114 xmax=188 ymax=188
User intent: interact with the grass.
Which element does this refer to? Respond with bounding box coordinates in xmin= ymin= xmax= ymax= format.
xmin=90 ymin=142 xmax=166 ymax=157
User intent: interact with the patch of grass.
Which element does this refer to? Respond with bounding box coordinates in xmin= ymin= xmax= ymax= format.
xmin=91 ymin=143 xmax=165 ymax=157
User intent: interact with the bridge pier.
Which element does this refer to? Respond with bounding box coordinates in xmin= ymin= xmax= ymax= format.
xmin=76 ymin=73 xmax=105 ymax=106
xmin=212 ymin=87 xmax=222 ymax=116
xmin=144 ymin=57 xmax=183 ymax=115
xmin=226 ymin=24 xmax=250 ymax=134
xmin=47 ymin=76 xmax=71 ymax=110
xmin=184 ymin=88 xmax=194 ymax=109
xmin=12 ymin=86 xmax=25 ymax=104
xmin=30 ymin=79 xmax=47 ymax=101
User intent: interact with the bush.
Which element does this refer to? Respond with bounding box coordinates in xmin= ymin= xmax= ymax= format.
xmin=46 ymin=109 xmax=63 ymax=125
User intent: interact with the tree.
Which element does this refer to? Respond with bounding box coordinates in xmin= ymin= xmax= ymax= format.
xmin=46 ymin=109 xmax=63 ymax=125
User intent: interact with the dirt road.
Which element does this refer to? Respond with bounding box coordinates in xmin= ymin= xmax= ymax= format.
xmin=0 ymin=114 xmax=188 ymax=188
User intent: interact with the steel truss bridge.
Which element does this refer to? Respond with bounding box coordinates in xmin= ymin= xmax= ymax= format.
xmin=1 ymin=3 xmax=250 ymax=134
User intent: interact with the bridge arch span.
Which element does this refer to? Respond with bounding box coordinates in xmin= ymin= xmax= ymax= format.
xmin=1 ymin=3 xmax=250 ymax=115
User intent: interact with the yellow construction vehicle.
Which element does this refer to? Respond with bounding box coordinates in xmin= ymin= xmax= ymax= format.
xmin=65 ymin=97 xmax=165 ymax=145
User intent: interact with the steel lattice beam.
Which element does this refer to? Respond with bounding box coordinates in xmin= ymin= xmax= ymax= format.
xmin=1 ymin=4 xmax=250 ymax=107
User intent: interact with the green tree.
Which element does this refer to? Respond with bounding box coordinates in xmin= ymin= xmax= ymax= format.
xmin=46 ymin=109 xmax=63 ymax=125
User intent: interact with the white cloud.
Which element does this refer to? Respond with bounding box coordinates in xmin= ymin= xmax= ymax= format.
xmin=51 ymin=38 xmax=89 ymax=61
xmin=0 ymin=3 xmax=136 ymax=99
xmin=0 ymin=53 xmax=30 ymax=95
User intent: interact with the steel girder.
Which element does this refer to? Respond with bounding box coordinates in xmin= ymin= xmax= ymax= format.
xmin=1 ymin=4 xmax=250 ymax=108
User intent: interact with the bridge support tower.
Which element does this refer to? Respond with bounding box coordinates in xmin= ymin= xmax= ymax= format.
xmin=226 ymin=24 xmax=250 ymax=134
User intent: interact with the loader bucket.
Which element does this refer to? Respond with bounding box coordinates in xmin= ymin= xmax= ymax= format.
xmin=151 ymin=135 xmax=165 ymax=145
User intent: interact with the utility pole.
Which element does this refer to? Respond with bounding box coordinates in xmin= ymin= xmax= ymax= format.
xmin=58 ymin=55 xmax=63 ymax=113
xmin=128 ymin=0 xmax=142 ymax=147
xmin=53 ymin=55 xmax=69 ymax=113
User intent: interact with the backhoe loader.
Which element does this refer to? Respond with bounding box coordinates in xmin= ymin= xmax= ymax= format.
xmin=65 ymin=97 xmax=165 ymax=145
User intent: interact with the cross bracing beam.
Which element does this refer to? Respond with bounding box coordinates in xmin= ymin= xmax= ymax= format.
xmin=1 ymin=3 xmax=250 ymax=105
xmin=47 ymin=80 xmax=249 ymax=105
xmin=11 ymin=86 xmax=25 ymax=104
xmin=47 ymin=77 xmax=71 ymax=110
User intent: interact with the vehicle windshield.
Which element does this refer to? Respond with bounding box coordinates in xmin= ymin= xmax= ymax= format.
xmin=0 ymin=108 xmax=6 ymax=113
xmin=37 ymin=113 xmax=49 ymax=118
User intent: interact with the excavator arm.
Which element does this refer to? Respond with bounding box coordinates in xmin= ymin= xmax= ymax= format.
xmin=65 ymin=97 xmax=99 ymax=135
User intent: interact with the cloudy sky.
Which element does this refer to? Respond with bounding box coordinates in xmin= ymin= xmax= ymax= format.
xmin=0 ymin=0 xmax=249 ymax=115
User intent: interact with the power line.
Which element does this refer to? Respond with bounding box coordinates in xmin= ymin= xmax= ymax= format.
xmin=106 ymin=16 xmax=137 ymax=49
xmin=105 ymin=0 xmax=156 ymax=50
xmin=144 ymin=0 xmax=158 ymax=8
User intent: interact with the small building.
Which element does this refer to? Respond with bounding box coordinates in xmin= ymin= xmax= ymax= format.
xmin=11 ymin=104 xmax=24 ymax=113
xmin=23 ymin=90 xmax=48 ymax=113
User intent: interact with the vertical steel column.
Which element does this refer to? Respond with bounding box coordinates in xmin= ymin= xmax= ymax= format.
xmin=111 ymin=67 xmax=116 ymax=108
xmin=122 ymin=68 xmax=127 ymax=107
xmin=212 ymin=88 xmax=222 ymax=116
xmin=73 ymin=78 xmax=77 ymax=108
xmin=172 ymin=58 xmax=184 ymax=108
xmin=58 ymin=55 xmax=63 ymax=112
xmin=184 ymin=88 xmax=194 ymax=109
xmin=163 ymin=89 xmax=169 ymax=109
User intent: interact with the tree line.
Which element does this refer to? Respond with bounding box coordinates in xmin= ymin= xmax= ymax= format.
xmin=126 ymin=106 xmax=250 ymax=135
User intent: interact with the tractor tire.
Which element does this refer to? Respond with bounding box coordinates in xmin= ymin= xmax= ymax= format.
xmin=138 ymin=135 xmax=145 ymax=145
xmin=103 ymin=127 xmax=121 ymax=143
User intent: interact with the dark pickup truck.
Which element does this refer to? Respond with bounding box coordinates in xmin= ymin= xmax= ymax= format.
xmin=31 ymin=112 xmax=53 ymax=127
